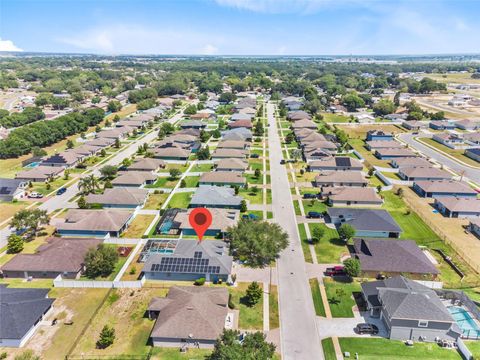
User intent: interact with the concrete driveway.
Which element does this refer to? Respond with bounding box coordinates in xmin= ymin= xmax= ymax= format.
xmin=316 ymin=312 xmax=388 ymax=339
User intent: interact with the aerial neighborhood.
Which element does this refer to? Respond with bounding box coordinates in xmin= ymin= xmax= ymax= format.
xmin=0 ymin=51 xmax=480 ymax=360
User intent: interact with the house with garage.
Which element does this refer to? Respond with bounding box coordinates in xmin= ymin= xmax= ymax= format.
xmin=352 ymin=238 xmax=439 ymax=278
xmin=291 ymin=119 xmax=318 ymax=130
xmin=366 ymin=130 xmax=394 ymax=141
xmin=174 ymin=208 xmax=239 ymax=237
xmin=465 ymin=148 xmax=480 ymax=162
xmin=402 ymin=120 xmax=425 ymax=131
xmin=323 ymin=186 xmax=383 ymax=206
xmin=111 ymin=171 xmax=157 ymax=187
xmin=127 ymin=158 xmax=165 ymax=172
xmin=295 ymin=130 xmax=326 ymax=143
xmin=179 ymin=120 xmax=208 ymax=129
xmin=214 ymin=158 xmax=248 ymax=172
xmin=463 ymin=132 xmax=480 ymax=146
xmin=432 ymin=133 xmax=465 ymax=149
xmin=375 ymin=148 xmax=417 ymax=160
xmin=153 ymin=146 xmax=191 ymax=161
xmin=142 ymin=240 xmax=232 ymax=282
xmin=199 ymin=171 xmax=246 ymax=187
xmin=211 ymin=148 xmax=248 ymax=160
xmin=147 ymin=286 xmax=230 ymax=348
xmin=221 ymin=128 xmax=252 ymax=141
xmin=398 ymin=166 xmax=452 ymax=182
xmin=0 ymin=178 xmax=28 ymax=201
xmin=429 ymin=120 xmax=456 ymax=130
xmin=230 ymin=113 xmax=253 ymax=122
xmin=228 ymin=119 xmax=253 ymax=129
xmin=41 ymin=151 xmax=83 ymax=168
xmin=456 ymin=120 xmax=480 ymax=131
xmin=308 ymin=156 xmax=363 ymax=171
xmin=326 ymin=208 xmax=402 ymax=238
xmin=0 ymin=286 xmax=55 ymax=347
xmin=86 ymin=188 xmax=148 ymax=209
xmin=390 ymin=157 xmax=431 ymax=168
xmin=54 ymin=209 xmax=134 ymax=237
xmin=189 ymin=186 xmax=242 ymax=209
xmin=0 ymin=237 xmax=101 ymax=279
xmin=314 ymin=171 xmax=367 ymax=187
xmin=412 ymin=180 xmax=477 ymax=198
xmin=365 ymin=140 xmax=404 ymax=151
xmin=15 ymin=166 xmax=64 ymax=183
xmin=434 ymin=197 xmax=480 ymax=218
xmin=216 ymin=140 xmax=249 ymax=150
xmin=361 ymin=276 xmax=461 ymax=342
xmin=287 ymin=110 xmax=311 ymax=121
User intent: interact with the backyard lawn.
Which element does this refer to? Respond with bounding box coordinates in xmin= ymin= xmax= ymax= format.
xmin=158 ymin=163 xmax=189 ymax=173
xmin=308 ymin=224 xmax=346 ymax=264
xmin=310 ymin=278 xmax=326 ymax=317
xmin=71 ymin=288 xmax=169 ymax=358
xmin=322 ymin=113 xmax=351 ymax=123
xmin=321 ymin=338 xmax=337 ymax=360
xmin=239 ymin=188 xmax=263 ymax=204
xmin=143 ymin=192 xmax=169 ymax=210
xmin=182 ymin=176 xmax=199 ymax=188
xmin=190 ymin=163 xmax=213 ymax=172
xmin=338 ymin=337 xmax=462 ymax=360
xmin=122 ymin=215 xmax=155 ymax=238
xmin=145 ymin=176 xmax=179 ymax=189
xmin=150 ymin=348 xmax=211 ymax=360
xmin=167 ymin=192 xmax=193 ymax=208
xmin=229 ymin=282 xmax=263 ymax=330
xmin=324 ymin=278 xmax=362 ymax=318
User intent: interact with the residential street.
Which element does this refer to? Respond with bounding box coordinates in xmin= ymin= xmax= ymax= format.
xmin=398 ymin=132 xmax=480 ymax=184
xmin=267 ymin=102 xmax=324 ymax=360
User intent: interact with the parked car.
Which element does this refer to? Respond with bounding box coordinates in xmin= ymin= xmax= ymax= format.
xmin=242 ymin=213 xmax=259 ymax=220
xmin=307 ymin=211 xmax=322 ymax=218
xmin=325 ymin=266 xmax=345 ymax=276
xmin=28 ymin=192 xmax=43 ymax=198
xmin=56 ymin=187 xmax=67 ymax=195
xmin=280 ymin=159 xmax=286 ymax=164
xmin=303 ymin=193 xmax=316 ymax=199
xmin=250 ymin=153 xmax=259 ymax=158
xmin=355 ymin=323 xmax=379 ymax=335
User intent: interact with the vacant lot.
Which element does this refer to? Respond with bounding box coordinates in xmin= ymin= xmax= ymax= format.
xmin=338 ymin=124 xmax=404 ymax=140
xmin=308 ymin=224 xmax=346 ymax=264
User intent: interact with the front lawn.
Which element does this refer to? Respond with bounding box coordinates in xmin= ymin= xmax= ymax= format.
xmin=245 ymin=173 xmax=263 ymax=185
xmin=324 ymin=278 xmax=361 ymax=318
xmin=239 ymin=188 xmax=263 ymax=204
xmin=166 ymin=192 xmax=193 ymax=208
xmin=302 ymin=199 xmax=327 ymax=214
xmin=249 ymin=159 xmax=263 ymax=171
xmin=182 ymin=176 xmax=199 ymax=188
xmin=308 ymin=224 xmax=346 ymax=264
xmin=229 ymin=282 xmax=263 ymax=330
xmin=310 ymin=278 xmax=326 ymax=317
xmin=190 ymin=163 xmax=213 ymax=172
xmin=338 ymin=337 xmax=462 ymax=360
xmin=321 ymin=338 xmax=337 ymax=360
xmin=122 ymin=215 xmax=155 ymax=238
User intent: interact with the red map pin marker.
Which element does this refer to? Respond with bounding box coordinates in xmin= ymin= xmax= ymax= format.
xmin=189 ymin=208 xmax=212 ymax=242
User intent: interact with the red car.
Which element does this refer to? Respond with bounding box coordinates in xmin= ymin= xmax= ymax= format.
xmin=325 ymin=266 xmax=346 ymax=276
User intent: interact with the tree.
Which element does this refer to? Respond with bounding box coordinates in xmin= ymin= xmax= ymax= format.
xmin=114 ymin=138 xmax=121 ymax=148
xmin=372 ymin=99 xmax=397 ymax=116
xmin=254 ymin=121 xmax=264 ymax=136
xmin=99 ymin=165 xmax=117 ymax=179
xmin=197 ymin=145 xmax=211 ymax=160
xmin=342 ymin=93 xmax=365 ymax=111
xmin=240 ymin=200 xmax=247 ymax=213
xmin=200 ymin=129 xmax=211 ymax=142
xmin=208 ymin=329 xmax=275 ymax=360
xmin=77 ymin=195 xmax=88 ymax=209
xmin=7 ymin=234 xmax=23 ymax=254
xmin=78 ymin=175 xmax=100 ymax=194
xmin=97 ymin=325 xmax=115 ymax=349
xmin=180 ymin=179 xmax=186 ymax=188
xmin=228 ymin=220 xmax=289 ymax=267
xmin=84 ymin=244 xmax=119 ymax=279
xmin=343 ymin=258 xmax=361 ymax=277
xmin=338 ymin=223 xmax=355 ymax=241
xmin=311 ymin=226 xmax=325 ymax=244
xmin=169 ymin=168 xmax=181 ymax=179
xmin=66 ymin=139 xmax=74 ymax=149
xmin=107 ymin=100 xmax=122 ymax=113
xmin=184 ymin=104 xmax=197 ymax=115
xmin=254 ymin=168 xmax=261 ymax=178
xmin=212 ymin=129 xmax=221 ymax=139
xmin=233 ymin=185 xmax=239 ymax=195
xmin=10 ymin=209 xmax=49 ymax=239
xmin=285 ymin=132 xmax=294 ymax=144
xmin=245 ymin=281 xmax=262 ymax=306
xmin=218 ymin=92 xmax=236 ymax=104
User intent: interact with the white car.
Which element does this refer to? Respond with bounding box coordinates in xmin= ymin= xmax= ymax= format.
xmin=28 ymin=192 xmax=44 ymax=198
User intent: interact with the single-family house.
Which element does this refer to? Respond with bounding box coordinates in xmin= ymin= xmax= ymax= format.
xmin=465 ymin=148 xmax=480 ymax=162
xmin=180 ymin=120 xmax=207 ymax=129
xmin=174 ymin=208 xmax=239 ymax=237
xmin=402 ymin=120 xmax=424 ymax=130
xmin=0 ymin=287 xmax=55 ymax=347
xmin=398 ymin=166 xmax=452 ymax=181
xmin=86 ymin=188 xmax=148 ymax=209
xmin=413 ymin=180 xmax=477 ymax=198
xmin=314 ymin=171 xmax=367 ymax=187
xmin=375 ymin=148 xmax=417 ymax=160
xmin=463 ymin=132 xmax=480 ymax=145
xmin=15 ymin=166 xmax=64 ymax=183
xmin=354 ymin=113 xmax=375 ymax=123
xmin=291 ymin=119 xmax=318 ymax=130
xmin=308 ymin=157 xmax=363 ymax=172
xmin=111 ymin=171 xmax=157 ymax=187
xmin=429 ymin=120 xmax=456 ymax=130
xmin=432 ymin=133 xmax=465 ymax=149
xmin=365 ymin=140 xmax=404 ymax=151
xmin=361 ymin=276 xmax=461 ymax=342
xmin=352 ymin=238 xmax=439 ymax=277
xmin=153 ymin=146 xmax=191 ymax=161
xmin=147 ymin=286 xmax=230 ymax=348
xmin=456 ymin=120 xmax=480 ymax=131
xmin=199 ymin=171 xmax=246 ymax=187
xmin=390 ymin=157 xmax=431 ymax=168
xmin=228 ymin=119 xmax=253 ymax=129
xmin=143 ymin=240 xmax=232 ymax=282
xmin=189 ymin=186 xmax=242 ymax=209
xmin=324 ymin=187 xmax=383 ymax=206
xmin=215 ymin=158 xmax=248 ymax=172
xmin=435 ymin=197 xmax=480 ymax=218
xmin=128 ymin=158 xmax=166 ymax=172
xmin=41 ymin=151 xmax=83 ymax=168
xmin=326 ymin=208 xmax=401 ymax=238
xmin=221 ymin=128 xmax=252 ymax=141
xmin=287 ymin=111 xmax=311 ymax=121
xmin=0 ymin=237 xmax=101 ymax=279
xmin=366 ymin=130 xmax=393 ymax=141
xmin=216 ymin=140 xmax=249 ymax=150
xmin=0 ymin=178 xmax=28 ymax=201
xmin=211 ymin=148 xmax=248 ymax=160
xmin=55 ymin=209 xmax=134 ymax=237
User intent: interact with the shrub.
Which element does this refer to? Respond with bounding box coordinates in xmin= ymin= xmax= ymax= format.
xmin=228 ymin=293 xmax=235 ymax=309
xmin=194 ymin=277 xmax=206 ymax=286
xmin=343 ymin=258 xmax=361 ymax=277
xmin=245 ymin=281 xmax=262 ymax=306
xmin=96 ymin=325 xmax=115 ymax=349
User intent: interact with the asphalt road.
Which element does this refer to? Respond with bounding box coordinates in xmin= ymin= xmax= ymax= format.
xmin=267 ymin=102 xmax=324 ymax=360
xmin=398 ymin=132 xmax=480 ymax=184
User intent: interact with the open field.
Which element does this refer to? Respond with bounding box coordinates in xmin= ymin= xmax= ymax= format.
xmin=338 ymin=124 xmax=405 ymax=140
xmin=322 ymin=113 xmax=352 ymax=123
xmin=144 ymin=192 xmax=169 ymax=210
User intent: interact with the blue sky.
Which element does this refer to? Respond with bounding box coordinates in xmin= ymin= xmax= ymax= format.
xmin=0 ymin=0 xmax=479 ymax=55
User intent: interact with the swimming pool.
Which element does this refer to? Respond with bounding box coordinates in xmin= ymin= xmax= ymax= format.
xmin=24 ymin=161 xmax=41 ymax=168
xmin=448 ymin=306 xmax=480 ymax=338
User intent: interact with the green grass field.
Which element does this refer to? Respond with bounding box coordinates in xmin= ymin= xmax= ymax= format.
xmin=308 ymin=224 xmax=346 ymax=264
xmin=321 ymin=338 xmax=337 ymax=360
xmin=269 ymin=285 xmax=280 ymax=329
xmin=166 ymin=192 xmax=193 ymax=208
xmin=298 ymin=224 xmax=313 ymax=263
xmin=229 ymin=282 xmax=263 ymax=330
xmin=324 ymin=278 xmax=361 ymax=318
xmin=145 ymin=176 xmax=179 ymax=188
xmin=310 ymin=278 xmax=326 ymax=317
xmin=182 ymin=176 xmax=199 ymax=188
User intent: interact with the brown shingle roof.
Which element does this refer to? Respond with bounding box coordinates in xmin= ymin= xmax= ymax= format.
xmin=111 ymin=171 xmax=157 ymax=186
xmin=326 ymin=187 xmax=382 ymax=204
xmin=199 ymin=171 xmax=246 ymax=185
xmin=55 ymin=209 xmax=133 ymax=232
xmin=128 ymin=158 xmax=165 ymax=171
xmin=86 ymin=188 xmax=148 ymax=206
xmin=215 ymin=158 xmax=248 ymax=171
xmin=211 ymin=148 xmax=248 ymax=159
xmin=175 ymin=208 xmax=239 ymax=232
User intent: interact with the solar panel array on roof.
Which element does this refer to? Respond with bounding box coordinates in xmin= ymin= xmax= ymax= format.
xmin=0 ymin=187 xmax=10 ymax=194
xmin=335 ymin=157 xmax=351 ymax=167
xmin=149 ymin=256 xmax=220 ymax=274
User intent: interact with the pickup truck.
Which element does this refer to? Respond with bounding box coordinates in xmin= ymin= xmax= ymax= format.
xmin=325 ymin=266 xmax=346 ymax=276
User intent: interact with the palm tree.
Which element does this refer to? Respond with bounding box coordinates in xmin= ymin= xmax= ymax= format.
xmin=78 ymin=177 xmax=91 ymax=194
xmin=87 ymin=175 xmax=100 ymax=194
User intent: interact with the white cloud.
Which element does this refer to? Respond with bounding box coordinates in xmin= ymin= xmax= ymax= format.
xmin=201 ymin=44 xmax=219 ymax=55
xmin=214 ymin=0 xmax=365 ymax=14
xmin=0 ymin=38 xmax=23 ymax=52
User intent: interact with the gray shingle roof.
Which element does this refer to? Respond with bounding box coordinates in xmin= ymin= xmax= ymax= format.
xmin=0 ymin=178 xmax=26 ymax=196
xmin=327 ymin=208 xmax=401 ymax=233
xmin=86 ymin=188 xmax=148 ymax=206
xmin=190 ymin=186 xmax=242 ymax=208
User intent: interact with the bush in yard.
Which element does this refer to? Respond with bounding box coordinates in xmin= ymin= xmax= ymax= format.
xmin=240 ymin=200 xmax=247 ymax=213
xmin=338 ymin=223 xmax=355 ymax=241
xmin=13 ymin=350 xmax=40 ymax=360
xmin=7 ymin=234 xmax=23 ymax=254
xmin=311 ymin=226 xmax=325 ymax=244
xmin=99 ymin=165 xmax=117 ymax=179
xmin=228 ymin=220 xmax=289 ymax=267
xmin=343 ymin=258 xmax=361 ymax=277
xmin=180 ymin=179 xmax=186 ymax=188
xmin=254 ymin=168 xmax=261 ymax=178
xmin=245 ymin=281 xmax=262 ymax=306
xmin=96 ymin=325 xmax=115 ymax=349
xmin=228 ymin=293 xmax=235 ymax=309
xmin=77 ymin=195 xmax=88 ymax=209
xmin=169 ymin=168 xmax=181 ymax=179
xmin=208 ymin=329 xmax=275 ymax=360
xmin=194 ymin=277 xmax=206 ymax=286
xmin=84 ymin=244 xmax=119 ymax=279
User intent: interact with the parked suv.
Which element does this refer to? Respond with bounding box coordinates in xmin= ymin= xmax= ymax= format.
xmin=307 ymin=211 xmax=322 ymax=219
xmin=355 ymin=323 xmax=379 ymax=335
xmin=325 ymin=266 xmax=345 ymax=276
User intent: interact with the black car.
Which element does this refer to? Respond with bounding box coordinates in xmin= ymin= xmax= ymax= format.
xmin=307 ymin=211 xmax=322 ymax=219
xmin=280 ymin=159 xmax=286 ymax=164
xmin=250 ymin=153 xmax=260 ymax=158
xmin=303 ymin=193 xmax=316 ymax=199
xmin=56 ymin=187 xmax=67 ymax=195
xmin=355 ymin=323 xmax=379 ymax=335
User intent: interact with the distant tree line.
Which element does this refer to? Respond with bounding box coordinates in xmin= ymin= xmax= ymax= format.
xmin=0 ymin=107 xmax=45 ymax=128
